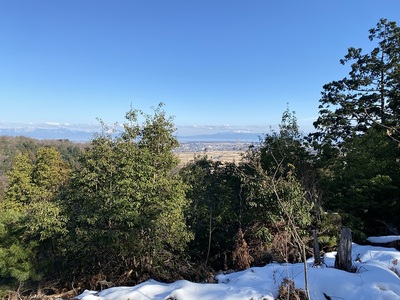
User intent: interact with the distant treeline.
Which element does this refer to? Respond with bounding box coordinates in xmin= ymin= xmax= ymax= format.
xmin=0 ymin=136 xmax=87 ymax=199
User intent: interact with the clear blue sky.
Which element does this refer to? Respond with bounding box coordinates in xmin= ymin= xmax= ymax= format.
xmin=1 ymin=1 xmax=399 ymax=133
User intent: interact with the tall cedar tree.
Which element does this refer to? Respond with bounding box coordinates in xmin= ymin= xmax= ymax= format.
xmin=312 ymin=19 xmax=400 ymax=239
xmin=313 ymin=18 xmax=400 ymax=146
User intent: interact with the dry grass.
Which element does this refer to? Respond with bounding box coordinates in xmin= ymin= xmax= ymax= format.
xmin=176 ymin=150 xmax=244 ymax=166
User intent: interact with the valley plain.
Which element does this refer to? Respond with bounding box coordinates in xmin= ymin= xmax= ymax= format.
xmin=175 ymin=142 xmax=253 ymax=165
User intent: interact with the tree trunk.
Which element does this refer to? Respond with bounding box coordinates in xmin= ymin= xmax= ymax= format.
xmin=301 ymin=243 xmax=310 ymax=300
xmin=205 ymin=209 xmax=213 ymax=267
xmin=334 ymin=227 xmax=353 ymax=272
xmin=313 ymin=230 xmax=321 ymax=265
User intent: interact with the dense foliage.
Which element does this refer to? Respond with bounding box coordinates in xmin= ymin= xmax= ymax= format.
xmin=313 ymin=18 xmax=400 ymax=144
xmin=62 ymin=105 xmax=192 ymax=284
xmin=0 ymin=137 xmax=85 ymax=202
xmin=311 ymin=18 xmax=400 ymax=240
xmin=0 ymin=148 xmax=69 ymax=293
xmin=180 ymin=157 xmax=243 ymax=271
xmin=0 ymin=18 xmax=399 ymax=299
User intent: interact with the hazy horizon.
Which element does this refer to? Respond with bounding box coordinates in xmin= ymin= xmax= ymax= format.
xmin=1 ymin=1 xmax=399 ymax=131
xmin=0 ymin=121 xmax=279 ymax=137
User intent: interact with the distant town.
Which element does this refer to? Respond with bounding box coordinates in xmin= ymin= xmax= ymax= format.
xmin=0 ymin=123 xmax=262 ymax=151
xmin=175 ymin=141 xmax=253 ymax=153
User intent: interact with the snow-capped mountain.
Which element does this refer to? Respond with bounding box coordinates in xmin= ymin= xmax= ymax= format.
xmin=0 ymin=123 xmax=266 ymax=143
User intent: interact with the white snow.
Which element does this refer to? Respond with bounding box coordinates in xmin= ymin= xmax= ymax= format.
xmin=367 ymin=236 xmax=400 ymax=244
xmin=73 ymin=240 xmax=400 ymax=300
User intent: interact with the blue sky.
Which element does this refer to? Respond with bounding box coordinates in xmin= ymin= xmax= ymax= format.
xmin=1 ymin=1 xmax=399 ymax=134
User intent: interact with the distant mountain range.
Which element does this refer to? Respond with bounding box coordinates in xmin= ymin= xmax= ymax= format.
xmin=0 ymin=123 xmax=264 ymax=143
xmin=0 ymin=127 xmax=95 ymax=142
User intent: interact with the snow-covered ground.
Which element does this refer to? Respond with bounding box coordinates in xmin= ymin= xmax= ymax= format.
xmin=73 ymin=240 xmax=400 ymax=300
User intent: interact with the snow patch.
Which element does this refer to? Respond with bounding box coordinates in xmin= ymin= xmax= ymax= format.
xmin=73 ymin=240 xmax=400 ymax=300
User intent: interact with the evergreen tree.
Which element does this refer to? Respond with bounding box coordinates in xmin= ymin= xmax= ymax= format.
xmin=313 ymin=18 xmax=400 ymax=146
xmin=0 ymin=148 xmax=69 ymax=292
xmin=311 ymin=19 xmax=400 ymax=239
xmin=238 ymin=108 xmax=317 ymax=267
xmin=260 ymin=106 xmax=312 ymax=178
xmin=239 ymin=146 xmax=313 ymax=264
xmin=64 ymin=104 xmax=192 ymax=283
xmin=320 ymin=127 xmax=400 ymax=239
xmin=180 ymin=155 xmax=242 ymax=271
